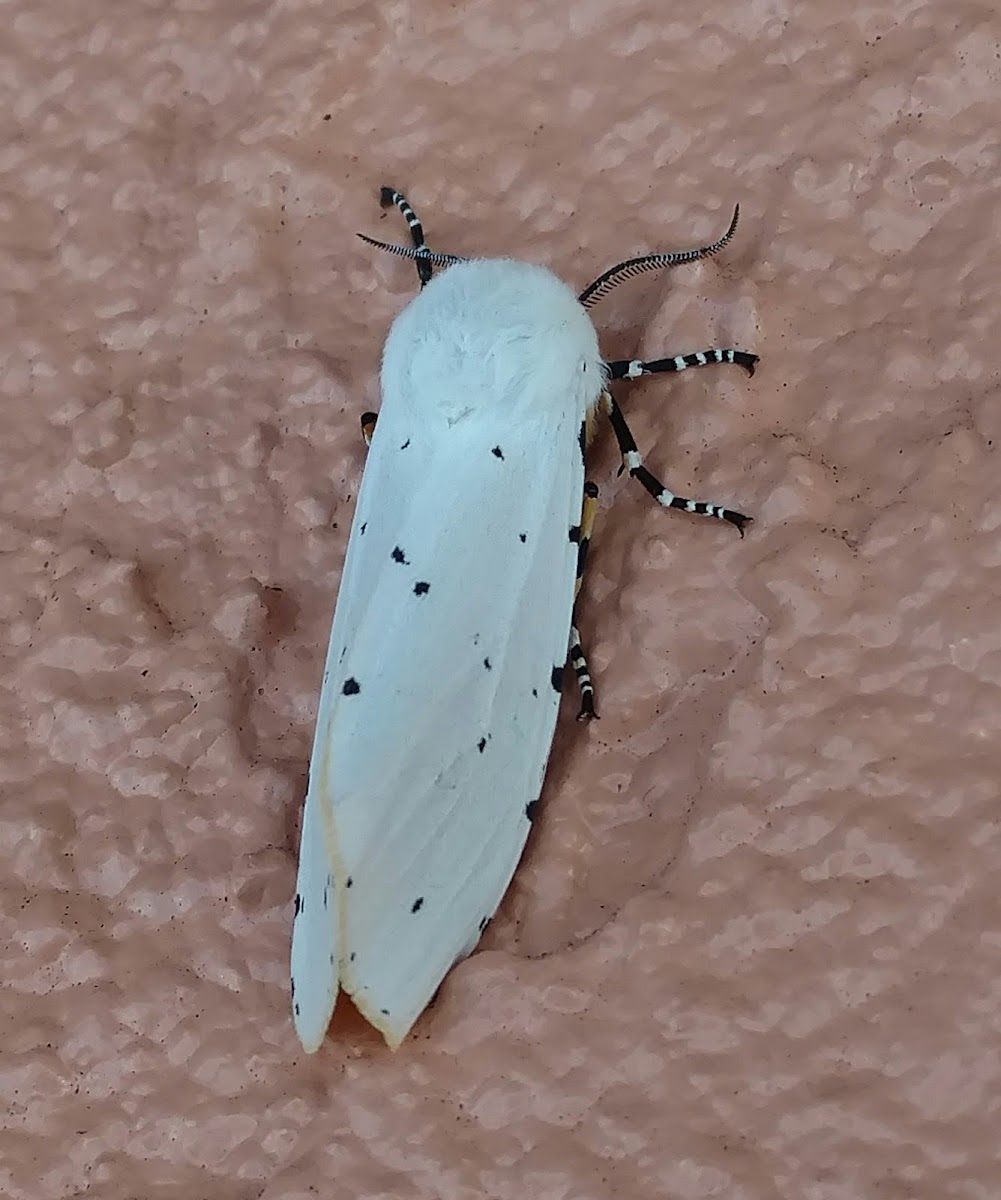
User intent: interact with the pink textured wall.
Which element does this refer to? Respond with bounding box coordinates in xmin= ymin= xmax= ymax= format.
xmin=4 ymin=1 xmax=999 ymax=1196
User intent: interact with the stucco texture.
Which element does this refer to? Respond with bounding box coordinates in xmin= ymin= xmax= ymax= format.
xmin=3 ymin=1 xmax=999 ymax=1197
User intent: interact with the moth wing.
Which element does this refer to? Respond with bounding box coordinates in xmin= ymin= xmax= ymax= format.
xmin=314 ymin=402 xmax=582 ymax=1047
xmin=289 ymin=781 xmax=339 ymax=1052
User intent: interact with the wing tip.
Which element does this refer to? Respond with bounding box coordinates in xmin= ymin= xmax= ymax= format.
xmin=342 ymin=977 xmax=414 ymax=1052
xmin=291 ymin=984 xmax=339 ymax=1055
xmin=295 ymin=1028 xmax=327 ymax=1055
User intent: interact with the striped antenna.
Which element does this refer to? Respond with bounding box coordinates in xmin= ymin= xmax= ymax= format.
xmin=357 ymin=233 xmax=466 ymax=269
xmin=578 ymin=205 xmax=740 ymax=309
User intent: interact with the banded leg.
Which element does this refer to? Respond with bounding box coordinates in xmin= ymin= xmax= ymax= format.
xmin=569 ymin=480 xmax=600 ymax=721
xmin=569 ymin=626 xmax=596 ymax=721
xmin=606 ymin=348 xmax=758 ymax=381
xmin=379 ymin=187 xmax=433 ymax=288
xmin=601 ymin=391 xmax=752 ymax=536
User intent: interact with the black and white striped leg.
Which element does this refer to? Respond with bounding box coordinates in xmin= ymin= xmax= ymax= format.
xmin=568 ymin=480 xmax=600 ymax=720
xmin=601 ymin=391 xmax=752 ymax=537
xmin=360 ymin=410 xmax=378 ymax=447
xmin=379 ymin=187 xmax=433 ymax=288
xmin=606 ymin=348 xmax=759 ymax=381
xmin=569 ymin=625 xmax=596 ymax=721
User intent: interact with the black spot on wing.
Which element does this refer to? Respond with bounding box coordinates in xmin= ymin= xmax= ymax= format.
xmin=294 ymin=893 xmax=302 ymax=917
xmin=350 ymin=951 xmax=356 ymax=961
xmin=381 ymin=1008 xmax=389 ymax=1015
xmin=569 ymin=525 xmax=581 ymax=543
xmin=483 ymin=657 xmax=492 ymax=671
xmin=579 ymin=421 xmax=587 ymax=459
xmin=492 ymin=446 xmax=504 ymax=459
xmin=294 ymin=1002 xmax=300 ymax=1016
xmin=346 ymin=877 xmax=353 ymax=888
xmin=525 ymin=799 xmax=540 ymax=822
xmin=477 ymin=737 xmax=486 ymax=753
xmin=519 ymin=532 xmax=527 ymax=543
xmin=391 ymin=546 xmax=409 ymax=564
xmin=360 ymin=522 xmax=367 ymax=535
xmin=478 ymin=916 xmax=488 ymax=932
xmin=414 ymin=581 xmax=430 ymax=595
xmin=342 ymin=678 xmax=360 ymax=695
xmin=551 ymin=665 xmax=565 ymax=693
xmin=411 ymin=897 xmax=424 ymax=913
xmin=532 ymin=687 xmax=538 ymax=697
xmin=290 ymin=977 xmax=295 ymax=999
xmin=400 ymin=438 xmax=411 ymax=450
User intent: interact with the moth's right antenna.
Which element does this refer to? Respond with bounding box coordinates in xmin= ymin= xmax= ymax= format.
xmin=359 ymin=187 xmax=467 ymax=289
xmin=578 ymin=205 xmax=740 ymax=309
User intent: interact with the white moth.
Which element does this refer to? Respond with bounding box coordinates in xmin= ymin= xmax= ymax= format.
xmin=290 ymin=187 xmax=758 ymax=1051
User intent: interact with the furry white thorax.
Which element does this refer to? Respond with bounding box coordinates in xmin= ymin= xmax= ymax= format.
xmin=381 ymin=258 xmax=606 ymax=426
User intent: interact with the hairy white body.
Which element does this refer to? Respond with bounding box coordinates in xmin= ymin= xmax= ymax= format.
xmin=291 ymin=259 xmax=606 ymax=1051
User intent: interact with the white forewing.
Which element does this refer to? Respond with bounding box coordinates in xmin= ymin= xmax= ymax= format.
xmin=289 ymin=776 xmax=338 ymax=1052
xmin=292 ymin=258 xmax=604 ymax=1050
